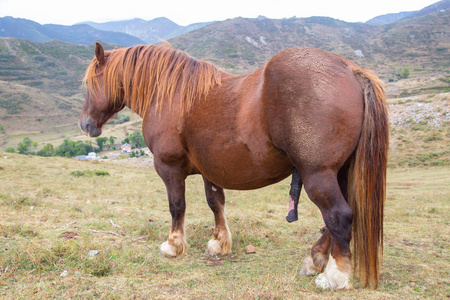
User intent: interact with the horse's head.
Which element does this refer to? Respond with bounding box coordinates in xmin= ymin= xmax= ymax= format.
xmin=78 ymin=43 xmax=123 ymax=137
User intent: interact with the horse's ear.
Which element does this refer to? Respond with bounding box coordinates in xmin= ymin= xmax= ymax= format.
xmin=95 ymin=42 xmax=105 ymax=64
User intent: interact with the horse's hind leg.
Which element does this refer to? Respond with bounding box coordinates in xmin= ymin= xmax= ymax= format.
xmin=203 ymin=176 xmax=232 ymax=255
xmin=300 ymin=164 xmax=349 ymax=276
xmin=302 ymin=169 xmax=353 ymax=290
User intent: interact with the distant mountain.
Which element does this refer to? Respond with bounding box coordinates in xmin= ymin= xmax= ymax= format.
xmin=403 ymin=0 xmax=450 ymax=20
xmin=366 ymin=11 xmax=415 ymax=25
xmin=366 ymin=0 xmax=449 ymax=24
xmin=170 ymin=16 xmax=374 ymax=74
xmin=80 ymin=17 xmax=214 ymax=44
xmin=169 ymin=11 xmax=450 ymax=80
xmin=0 ymin=17 xmax=146 ymax=46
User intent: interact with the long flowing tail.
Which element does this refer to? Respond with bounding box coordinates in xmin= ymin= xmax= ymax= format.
xmin=348 ymin=68 xmax=389 ymax=289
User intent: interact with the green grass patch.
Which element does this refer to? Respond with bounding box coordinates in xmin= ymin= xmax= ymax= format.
xmin=70 ymin=170 xmax=110 ymax=177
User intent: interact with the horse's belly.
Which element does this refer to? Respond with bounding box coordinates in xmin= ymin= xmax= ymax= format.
xmin=189 ymin=143 xmax=293 ymax=190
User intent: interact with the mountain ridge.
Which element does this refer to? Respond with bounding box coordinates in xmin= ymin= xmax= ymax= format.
xmin=0 ymin=16 xmax=146 ymax=46
xmin=366 ymin=0 xmax=449 ymax=24
xmin=79 ymin=17 xmax=214 ymax=44
xmin=1 ymin=1 xmax=448 ymax=46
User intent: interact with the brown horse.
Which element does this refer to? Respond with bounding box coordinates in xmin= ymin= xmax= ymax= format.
xmin=79 ymin=42 xmax=389 ymax=290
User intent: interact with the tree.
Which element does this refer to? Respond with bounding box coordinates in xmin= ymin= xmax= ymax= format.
xmin=108 ymin=136 xmax=117 ymax=149
xmin=128 ymin=131 xmax=146 ymax=148
xmin=17 ymin=137 xmax=34 ymax=154
xmin=54 ymin=138 xmax=94 ymax=157
xmin=23 ymin=137 xmax=32 ymax=147
xmin=36 ymin=143 xmax=55 ymax=157
xmin=95 ymin=137 xmax=108 ymax=151
xmin=17 ymin=142 xmax=29 ymax=154
xmin=55 ymin=138 xmax=73 ymax=157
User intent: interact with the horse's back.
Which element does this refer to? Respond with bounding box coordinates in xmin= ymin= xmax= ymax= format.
xmin=261 ymin=47 xmax=365 ymax=174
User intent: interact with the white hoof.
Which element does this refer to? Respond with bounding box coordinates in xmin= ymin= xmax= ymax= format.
xmin=206 ymin=239 xmax=222 ymax=256
xmin=315 ymin=273 xmax=331 ymax=289
xmin=299 ymin=255 xmax=317 ymax=276
xmin=160 ymin=241 xmax=177 ymax=258
xmin=314 ymin=254 xmax=353 ymax=290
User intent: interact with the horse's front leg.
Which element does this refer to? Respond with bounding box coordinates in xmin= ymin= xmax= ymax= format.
xmin=156 ymin=163 xmax=188 ymax=258
xmin=203 ymin=176 xmax=232 ymax=255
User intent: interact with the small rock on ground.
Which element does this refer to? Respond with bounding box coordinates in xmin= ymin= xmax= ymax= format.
xmin=245 ymin=245 xmax=256 ymax=254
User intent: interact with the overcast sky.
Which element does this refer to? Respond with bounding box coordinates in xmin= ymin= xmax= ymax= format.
xmin=0 ymin=0 xmax=440 ymax=26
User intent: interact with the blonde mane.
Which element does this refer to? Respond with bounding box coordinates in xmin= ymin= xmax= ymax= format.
xmin=83 ymin=44 xmax=222 ymax=116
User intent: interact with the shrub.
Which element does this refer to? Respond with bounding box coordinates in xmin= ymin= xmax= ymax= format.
xmin=70 ymin=170 xmax=87 ymax=177
xmin=397 ymin=67 xmax=410 ymax=79
xmin=4 ymin=148 xmax=15 ymax=153
xmin=93 ymin=170 xmax=110 ymax=176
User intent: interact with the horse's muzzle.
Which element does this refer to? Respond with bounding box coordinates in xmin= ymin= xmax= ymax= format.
xmin=78 ymin=119 xmax=102 ymax=137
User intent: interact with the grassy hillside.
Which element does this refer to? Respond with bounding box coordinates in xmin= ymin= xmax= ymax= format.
xmin=0 ymin=154 xmax=448 ymax=298
xmin=0 ymin=38 xmax=98 ymax=96
xmin=0 ymin=39 xmax=128 ymax=149
xmin=0 ymin=80 xmax=82 ymax=147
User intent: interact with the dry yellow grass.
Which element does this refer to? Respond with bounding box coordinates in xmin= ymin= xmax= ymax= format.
xmin=0 ymin=153 xmax=449 ymax=299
